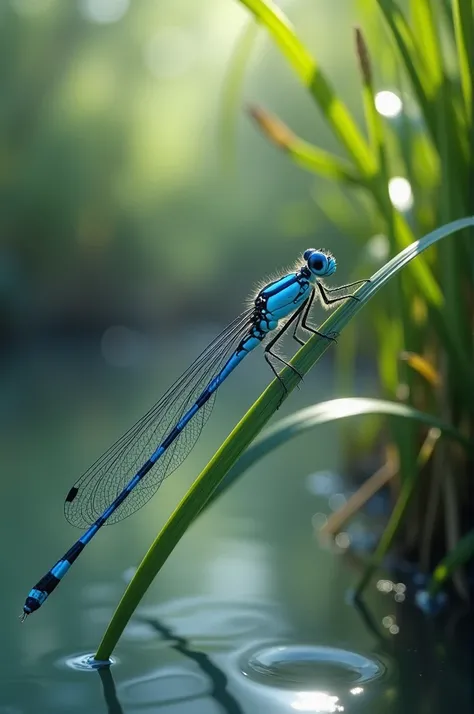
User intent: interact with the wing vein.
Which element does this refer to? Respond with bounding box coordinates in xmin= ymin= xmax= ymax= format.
xmin=64 ymin=308 xmax=254 ymax=527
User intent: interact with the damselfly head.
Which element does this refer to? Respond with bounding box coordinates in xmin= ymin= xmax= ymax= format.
xmin=303 ymin=249 xmax=336 ymax=277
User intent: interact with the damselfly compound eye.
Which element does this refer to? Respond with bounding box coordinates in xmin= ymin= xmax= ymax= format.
xmin=308 ymin=251 xmax=328 ymax=275
xmin=22 ymin=245 xmax=363 ymax=619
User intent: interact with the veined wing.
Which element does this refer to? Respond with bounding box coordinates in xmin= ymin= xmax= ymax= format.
xmin=64 ymin=309 xmax=254 ymax=528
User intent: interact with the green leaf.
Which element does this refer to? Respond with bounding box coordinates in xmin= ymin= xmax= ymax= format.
xmin=249 ymin=105 xmax=364 ymax=183
xmin=237 ymin=2 xmax=445 ymax=314
xmin=410 ymin=0 xmax=444 ymax=95
xmin=289 ymin=140 xmax=363 ymax=183
xmin=428 ymin=529 xmax=474 ymax=595
xmin=451 ymin=0 xmax=473 ymax=122
xmin=206 ymin=398 xmax=471 ymax=509
xmin=375 ymin=0 xmax=437 ymax=140
xmin=94 ymin=216 xmax=474 ymax=662
xmin=236 ymin=0 xmax=377 ymax=176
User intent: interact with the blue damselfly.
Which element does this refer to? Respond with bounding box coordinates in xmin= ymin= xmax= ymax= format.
xmin=21 ymin=249 xmax=367 ymax=619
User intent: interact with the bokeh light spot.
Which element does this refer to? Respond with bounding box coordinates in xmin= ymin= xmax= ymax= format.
xmin=335 ymin=532 xmax=351 ymax=550
xmin=375 ymin=90 xmax=403 ymax=118
xmin=377 ymin=579 xmax=394 ymax=593
xmin=329 ymin=493 xmax=346 ymax=511
xmin=79 ymin=0 xmax=129 ymax=24
xmin=388 ymin=177 xmax=413 ymax=211
xmin=366 ymin=233 xmax=389 ymax=262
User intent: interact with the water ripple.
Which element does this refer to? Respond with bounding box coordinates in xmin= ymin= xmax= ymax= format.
xmin=240 ymin=643 xmax=387 ymax=690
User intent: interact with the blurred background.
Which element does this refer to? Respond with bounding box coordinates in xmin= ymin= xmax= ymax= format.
xmin=0 ymin=0 xmax=377 ymax=347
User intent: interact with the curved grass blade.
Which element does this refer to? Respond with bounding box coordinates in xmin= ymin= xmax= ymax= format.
xmin=237 ymin=2 xmax=444 ymax=307
xmin=95 ymin=216 xmax=474 ymax=662
xmin=204 ymin=398 xmax=471 ymax=510
xmin=375 ymin=0 xmax=435 ymax=137
xmin=236 ymin=0 xmax=377 ymax=176
xmin=249 ymin=105 xmax=364 ymax=184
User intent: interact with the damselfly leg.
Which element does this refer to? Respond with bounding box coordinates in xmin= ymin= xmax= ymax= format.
xmin=317 ymin=278 xmax=370 ymax=306
xmin=291 ymin=288 xmax=338 ymax=346
xmin=291 ymin=278 xmax=370 ymax=346
xmin=264 ymin=304 xmax=305 ymax=394
xmin=21 ymin=247 xmax=369 ymax=619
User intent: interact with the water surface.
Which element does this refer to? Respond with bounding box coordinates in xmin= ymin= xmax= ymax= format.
xmin=0 ymin=341 xmax=471 ymax=713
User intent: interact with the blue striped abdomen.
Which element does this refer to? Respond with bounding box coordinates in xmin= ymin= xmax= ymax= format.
xmin=22 ymin=266 xmax=316 ymax=618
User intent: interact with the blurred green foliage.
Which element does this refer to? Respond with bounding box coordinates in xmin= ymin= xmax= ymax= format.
xmin=222 ymin=0 xmax=473 ymax=597
xmin=0 ymin=0 xmax=380 ymax=338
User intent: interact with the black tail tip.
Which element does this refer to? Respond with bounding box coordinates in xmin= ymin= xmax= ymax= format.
xmin=21 ymin=596 xmax=41 ymax=620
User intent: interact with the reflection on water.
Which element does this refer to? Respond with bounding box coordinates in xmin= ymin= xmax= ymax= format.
xmin=0 ymin=348 xmax=472 ymax=713
xmin=118 ymin=667 xmax=210 ymax=707
xmin=238 ymin=641 xmax=388 ymax=713
xmin=291 ymin=692 xmax=344 ymax=712
xmin=139 ymin=596 xmax=287 ymax=649
xmin=128 ymin=615 xmax=243 ymax=713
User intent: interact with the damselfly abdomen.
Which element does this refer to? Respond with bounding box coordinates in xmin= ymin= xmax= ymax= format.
xmin=21 ymin=249 xmax=367 ymax=619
